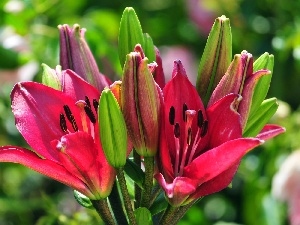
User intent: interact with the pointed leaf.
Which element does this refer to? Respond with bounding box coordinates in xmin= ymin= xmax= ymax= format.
xmin=243 ymin=98 xmax=279 ymax=137
xmin=149 ymin=192 xmax=168 ymax=215
xmin=143 ymin=33 xmax=156 ymax=63
xmin=250 ymin=53 xmax=274 ymax=116
xmin=99 ymin=88 xmax=127 ymax=168
xmin=135 ymin=207 xmax=153 ymax=225
xmin=123 ymin=159 xmax=145 ymax=189
xmin=196 ymin=15 xmax=232 ymax=105
xmin=74 ymin=190 xmax=93 ymax=209
xmin=118 ymin=7 xmax=145 ymax=67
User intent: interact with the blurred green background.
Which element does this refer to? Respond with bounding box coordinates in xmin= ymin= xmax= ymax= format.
xmin=0 ymin=0 xmax=299 ymax=224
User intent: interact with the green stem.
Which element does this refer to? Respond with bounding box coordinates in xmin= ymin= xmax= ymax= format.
xmin=140 ymin=156 xmax=154 ymax=208
xmin=108 ymin=182 xmax=128 ymax=225
xmin=159 ymin=204 xmax=178 ymax=225
xmin=117 ymin=167 xmax=137 ymax=225
xmin=172 ymin=200 xmax=197 ymax=224
xmin=134 ymin=150 xmax=142 ymax=208
xmin=91 ymin=198 xmax=116 ymax=225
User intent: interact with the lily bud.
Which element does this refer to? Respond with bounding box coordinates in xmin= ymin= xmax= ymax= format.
xmin=58 ymin=24 xmax=109 ymax=91
xmin=208 ymin=51 xmax=272 ymax=131
xmin=121 ymin=49 xmax=161 ymax=157
xmin=41 ymin=64 xmax=62 ymax=90
xmin=118 ymin=7 xmax=155 ymax=67
xmin=99 ymin=88 xmax=127 ymax=168
xmin=196 ymin=15 xmax=232 ymax=105
xmin=109 ymin=81 xmax=122 ymax=106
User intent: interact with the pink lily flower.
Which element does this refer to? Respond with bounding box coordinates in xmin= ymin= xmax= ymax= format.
xmin=0 ymin=70 xmax=116 ymax=200
xmin=155 ymin=61 xmax=285 ymax=206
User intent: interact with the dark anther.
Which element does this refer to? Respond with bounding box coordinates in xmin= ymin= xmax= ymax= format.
xmin=183 ymin=103 xmax=188 ymax=122
xmin=197 ymin=110 xmax=204 ymax=128
xmin=63 ymin=105 xmax=78 ymax=131
xmin=174 ymin=123 xmax=180 ymax=138
xmin=85 ymin=96 xmax=91 ymax=108
xmin=201 ymin=120 xmax=208 ymax=137
xmin=84 ymin=105 xmax=96 ymax=124
xmin=187 ymin=127 xmax=192 ymax=145
xmin=93 ymin=99 xmax=99 ymax=112
xmin=169 ymin=106 xmax=175 ymax=125
xmin=60 ymin=114 xmax=68 ymax=132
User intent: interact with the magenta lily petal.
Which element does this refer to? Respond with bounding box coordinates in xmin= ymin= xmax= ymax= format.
xmin=238 ymin=70 xmax=270 ymax=129
xmin=155 ymin=173 xmax=198 ymax=206
xmin=11 ymin=82 xmax=82 ymax=162
xmin=0 ymin=146 xmax=92 ymax=197
xmin=62 ymin=69 xmax=100 ymax=102
xmin=187 ymin=163 xmax=240 ymax=201
xmin=153 ymin=46 xmax=166 ymax=89
xmin=256 ymin=124 xmax=286 ymax=141
xmin=206 ymin=93 xmax=242 ymax=149
xmin=184 ymin=138 xmax=262 ymax=184
xmin=54 ymin=132 xmax=115 ymax=198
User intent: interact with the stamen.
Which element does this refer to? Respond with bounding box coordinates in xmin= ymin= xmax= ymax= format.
xmin=174 ymin=123 xmax=180 ymax=138
xmin=174 ymin=122 xmax=180 ymax=176
xmin=197 ymin=110 xmax=204 ymax=128
xmin=187 ymin=127 xmax=192 ymax=145
xmin=201 ymin=120 xmax=208 ymax=137
xmin=169 ymin=106 xmax=175 ymax=125
xmin=93 ymin=99 xmax=99 ymax=113
xmin=182 ymin=103 xmax=188 ymax=122
xmin=63 ymin=105 xmax=78 ymax=131
xmin=84 ymin=105 xmax=96 ymax=124
xmin=60 ymin=114 xmax=68 ymax=132
xmin=85 ymin=96 xmax=91 ymax=108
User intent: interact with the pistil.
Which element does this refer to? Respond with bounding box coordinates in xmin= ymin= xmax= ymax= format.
xmin=169 ymin=105 xmax=209 ymax=177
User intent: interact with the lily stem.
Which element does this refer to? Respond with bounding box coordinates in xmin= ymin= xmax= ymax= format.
xmin=159 ymin=204 xmax=178 ymax=225
xmin=140 ymin=156 xmax=154 ymax=208
xmin=91 ymin=198 xmax=116 ymax=225
xmin=117 ymin=167 xmax=137 ymax=225
xmin=108 ymin=181 xmax=128 ymax=225
xmin=134 ymin=150 xmax=142 ymax=208
xmin=172 ymin=200 xmax=197 ymax=224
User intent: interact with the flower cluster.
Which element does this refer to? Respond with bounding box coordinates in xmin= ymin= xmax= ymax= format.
xmin=0 ymin=7 xmax=285 ymax=225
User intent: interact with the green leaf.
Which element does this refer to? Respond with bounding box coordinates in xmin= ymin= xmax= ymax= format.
xmin=149 ymin=192 xmax=168 ymax=215
xmin=99 ymin=88 xmax=127 ymax=168
xmin=135 ymin=207 xmax=153 ymax=225
xmin=143 ymin=33 xmax=156 ymax=63
xmin=41 ymin=64 xmax=62 ymax=90
xmin=249 ymin=53 xmax=274 ymax=117
xmin=196 ymin=15 xmax=232 ymax=105
xmin=73 ymin=190 xmax=93 ymax=209
xmin=118 ymin=7 xmax=145 ymax=67
xmin=124 ymin=159 xmax=145 ymax=189
xmin=243 ymin=98 xmax=279 ymax=137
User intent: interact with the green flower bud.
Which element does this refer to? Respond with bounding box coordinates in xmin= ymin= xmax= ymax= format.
xmin=196 ymin=15 xmax=232 ymax=106
xmin=41 ymin=64 xmax=62 ymax=90
xmin=99 ymin=88 xmax=127 ymax=168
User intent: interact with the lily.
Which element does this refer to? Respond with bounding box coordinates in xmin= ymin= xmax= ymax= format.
xmin=155 ymin=60 xmax=285 ymax=207
xmin=0 ymin=69 xmax=116 ymax=200
xmin=58 ymin=24 xmax=110 ymax=91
